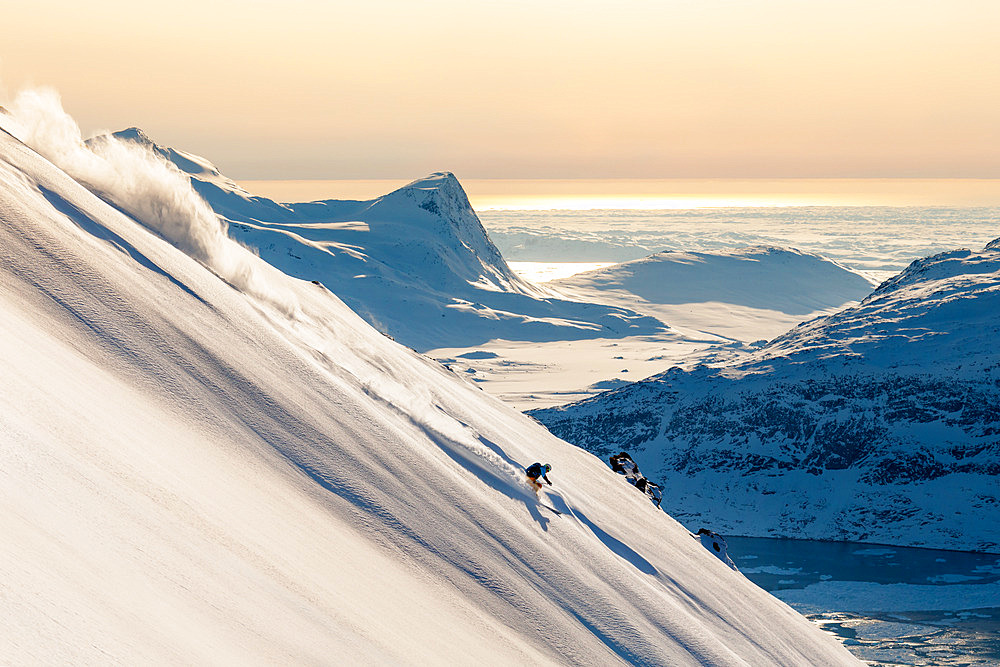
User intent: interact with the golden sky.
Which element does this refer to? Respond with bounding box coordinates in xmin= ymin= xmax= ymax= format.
xmin=2 ymin=0 xmax=998 ymax=179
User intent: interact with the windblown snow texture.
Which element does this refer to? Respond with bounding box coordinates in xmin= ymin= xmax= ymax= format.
xmin=0 ymin=98 xmax=857 ymax=663
xmin=533 ymin=244 xmax=1000 ymax=553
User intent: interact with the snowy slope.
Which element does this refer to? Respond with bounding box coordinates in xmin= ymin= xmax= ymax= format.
xmin=533 ymin=243 xmax=1000 ymax=553
xmin=550 ymin=247 xmax=879 ymax=342
xmin=0 ymin=95 xmax=856 ymax=663
xmin=102 ymin=129 xmax=665 ymax=352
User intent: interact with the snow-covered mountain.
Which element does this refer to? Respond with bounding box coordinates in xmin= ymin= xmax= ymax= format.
xmin=550 ymin=246 xmax=879 ymax=342
xmin=102 ymin=129 xmax=665 ymax=352
xmin=533 ymin=243 xmax=1000 ymax=553
xmin=0 ymin=92 xmax=856 ymax=662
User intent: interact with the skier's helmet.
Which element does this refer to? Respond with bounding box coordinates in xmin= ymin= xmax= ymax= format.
xmin=544 ymin=463 xmax=551 ymax=473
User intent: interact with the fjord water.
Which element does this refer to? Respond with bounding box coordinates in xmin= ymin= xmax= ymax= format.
xmin=728 ymin=537 xmax=1000 ymax=666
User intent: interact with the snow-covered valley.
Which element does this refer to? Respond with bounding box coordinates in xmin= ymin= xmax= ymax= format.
xmin=430 ymin=248 xmax=878 ymax=409
xmin=0 ymin=93 xmax=858 ymax=662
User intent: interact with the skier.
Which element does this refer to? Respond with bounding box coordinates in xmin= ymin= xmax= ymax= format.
xmin=696 ymin=528 xmax=738 ymax=571
xmin=525 ymin=462 xmax=552 ymax=495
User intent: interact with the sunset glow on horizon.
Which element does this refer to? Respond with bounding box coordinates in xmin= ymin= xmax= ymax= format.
xmin=3 ymin=1 xmax=999 ymax=181
xmin=238 ymin=177 xmax=1000 ymax=210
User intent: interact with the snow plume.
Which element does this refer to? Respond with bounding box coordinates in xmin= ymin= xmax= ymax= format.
xmin=3 ymin=87 xmax=299 ymax=317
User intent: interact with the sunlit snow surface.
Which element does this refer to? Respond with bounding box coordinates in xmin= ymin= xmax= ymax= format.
xmin=507 ymin=261 xmax=616 ymax=283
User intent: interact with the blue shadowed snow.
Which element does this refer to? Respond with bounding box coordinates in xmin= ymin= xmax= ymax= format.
xmin=564 ymin=505 xmax=659 ymax=576
xmin=457 ymin=350 xmax=501 ymax=360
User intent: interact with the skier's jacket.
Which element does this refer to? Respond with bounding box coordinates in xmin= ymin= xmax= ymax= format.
xmin=525 ymin=462 xmax=552 ymax=485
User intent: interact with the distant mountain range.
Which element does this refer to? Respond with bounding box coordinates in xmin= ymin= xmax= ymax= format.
xmin=532 ymin=243 xmax=1000 ymax=552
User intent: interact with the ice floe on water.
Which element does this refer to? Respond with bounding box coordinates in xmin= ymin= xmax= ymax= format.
xmin=927 ymin=574 xmax=983 ymax=584
xmin=853 ymin=548 xmax=897 ymax=557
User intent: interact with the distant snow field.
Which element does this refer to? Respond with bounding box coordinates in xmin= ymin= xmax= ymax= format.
xmin=174 ymin=170 xmax=1000 ymax=410
xmin=471 ymin=208 xmax=999 ymax=407
xmin=507 ymin=261 xmax=616 ymax=282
